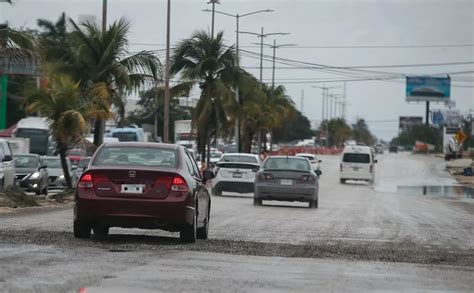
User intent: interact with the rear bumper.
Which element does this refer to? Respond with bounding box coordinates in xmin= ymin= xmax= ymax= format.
xmin=212 ymin=181 xmax=254 ymax=193
xmin=255 ymin=183 xmax=317 ymax=202
xmin=74 ymin=197 xmax=194 ymax=231
xmin=340 ymin=173 xmax=374 ymax=181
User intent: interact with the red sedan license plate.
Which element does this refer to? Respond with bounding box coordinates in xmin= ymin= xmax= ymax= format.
xmin=121 ymin=184 xmax=145 ymax=194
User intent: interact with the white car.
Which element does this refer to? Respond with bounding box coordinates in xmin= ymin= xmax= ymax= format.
xmin=295 ymin=153 xmax=322 ymax=172
xmin=340 ymin=145 xmax=377 ymax=184
xmin=211 ymin=153 xmax=261 ymax=196
xmin=0 ymin=139 xmax=15 ymax=189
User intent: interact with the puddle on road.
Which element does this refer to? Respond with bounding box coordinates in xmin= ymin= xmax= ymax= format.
xmin=397 ymin=185 xmax=474 ymax=199
xmin=375 ymin=182 xmax=474 ymax=199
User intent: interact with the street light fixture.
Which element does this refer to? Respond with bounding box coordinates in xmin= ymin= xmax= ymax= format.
xmin=202 ymin=8 xmax=274 ymax=152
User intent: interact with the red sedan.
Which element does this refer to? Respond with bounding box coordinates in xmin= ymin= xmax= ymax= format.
xmin=74 ymin=142 xmax=214 ymax=243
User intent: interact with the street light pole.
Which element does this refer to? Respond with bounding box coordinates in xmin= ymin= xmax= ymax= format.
xmin=202 ymin=8 xmax=273 ymax=153
xmin=163 ymin=0 xmax=171 ymax=143
xmin=207 ymin=0 xmax=220 ymax=38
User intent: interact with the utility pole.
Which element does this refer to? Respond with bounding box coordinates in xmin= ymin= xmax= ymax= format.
xmin=202 ymin=8 xmax=273 ymax=153
xmin=239 ymin=29 xmax=289 ymax=85
xmin=312 ymin=85 xmax=341 ymax=147
xmin=425 ymin=101 xmax=430 ymax=127
xmin=163 ymin=0 xmax=171 ymax=143
xmin=240 ymin=29 xmax=289 ymax=154
xmin=94 ymin=0 xmax=107 ymax=146
xmin=259 ymin=40 xmax=296 ymax=89
xmin=300 ymin=90 xmax=304 ymax=113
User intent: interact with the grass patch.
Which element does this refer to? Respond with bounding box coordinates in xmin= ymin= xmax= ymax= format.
xmin=0 ymin=185 xmax=39 ymax=208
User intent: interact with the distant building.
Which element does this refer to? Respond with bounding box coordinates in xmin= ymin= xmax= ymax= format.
xmin=178 ymin=96 xmax=198 ymax=108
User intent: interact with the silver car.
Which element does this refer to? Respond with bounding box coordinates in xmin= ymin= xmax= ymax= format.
xmin=42 ymin=156 xmax=77 ymax=189
xmin=254 ymin=156 xmax=321 ymax=208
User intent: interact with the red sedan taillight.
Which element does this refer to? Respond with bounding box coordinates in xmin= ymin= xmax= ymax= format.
xmin=171 ymin=176 xmax=189 ymax=192
xmin=78 ymin=173 xmax=93 ymax=188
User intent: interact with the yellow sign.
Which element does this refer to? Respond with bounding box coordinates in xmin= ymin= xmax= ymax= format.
xmin=455 ymin=131 xmax=467 ymax=143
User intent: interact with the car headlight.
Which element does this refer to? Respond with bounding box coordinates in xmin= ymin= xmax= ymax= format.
xmin=59 ymin=174 xmax=65 ymax=180
xmin=29 ymin=172 xmax=40 ymax=179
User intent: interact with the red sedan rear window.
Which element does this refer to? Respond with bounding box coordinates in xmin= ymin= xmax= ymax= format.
xmin=93 ymin=147 xmax=177 ymax=168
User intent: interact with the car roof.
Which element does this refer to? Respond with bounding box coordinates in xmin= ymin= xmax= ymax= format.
xmin=14 ymin=153 xmax=38 ymax=157
xmin=295 ymin=153 xmax=316 ymax=157
xmin=343 ymin=146 xmax=372 ymax=153
xmin=267 ymin=155 xmax=308 ymax=160
xmin=101 ymin=142 xmax=179 ymax=150
xmin=222 ymin=153 xmax=258 ymax=157
xmin=42 ymin=156 xmax=60 ymax=159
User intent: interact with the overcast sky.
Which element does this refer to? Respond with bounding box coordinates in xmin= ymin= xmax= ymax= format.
xmin=3 ymin=0 xmax=474 ymax=141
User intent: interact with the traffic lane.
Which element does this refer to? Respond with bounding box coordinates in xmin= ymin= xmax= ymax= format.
xmin=86 ymin=251 xmax=474 ymax=293
xmin=208 ymin=153 xmax=474 ymax=249
xmin=1 ymin=244 xmax=472 ymax=292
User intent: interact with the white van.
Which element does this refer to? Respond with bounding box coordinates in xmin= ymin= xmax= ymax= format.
xmin=340 ymin=145 xmax=377 ymax=184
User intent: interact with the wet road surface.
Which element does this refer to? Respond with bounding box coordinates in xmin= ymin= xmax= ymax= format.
xmin=0 ymin=152 xmax=473 ymax=292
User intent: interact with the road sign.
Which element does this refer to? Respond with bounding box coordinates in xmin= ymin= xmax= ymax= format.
xmin=455 ymin=131 xmax=467 ymax=144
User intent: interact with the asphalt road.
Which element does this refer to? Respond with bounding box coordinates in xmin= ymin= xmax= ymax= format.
xmin=0 ymin=152 xmax=473 ymax=292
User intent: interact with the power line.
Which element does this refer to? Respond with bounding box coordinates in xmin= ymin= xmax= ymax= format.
xmin=130 ymin=42 xmax=474 ymax=49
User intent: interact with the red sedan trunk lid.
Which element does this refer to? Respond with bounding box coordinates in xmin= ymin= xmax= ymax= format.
xmin=85 ymin=169 xmax=176 ymax=199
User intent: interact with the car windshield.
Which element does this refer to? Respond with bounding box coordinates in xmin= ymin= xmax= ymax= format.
xmin=42 ymin=158 xmax=62 ymax=168
xmin=220 ymin=155 xmax=258 ymax=164
xmin=14 ymin=156 xmax=38 ymax=168
xmin=93 ymin=147 xmax=177 ymax=168
xmin=343 ymin=153 xmax=370 ymax=163
xmin=263 ymin=157 xmax=311 ymax=172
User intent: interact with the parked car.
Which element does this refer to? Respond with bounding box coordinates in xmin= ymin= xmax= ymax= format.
xmin=295 ymin=153 xmax=322 ymax=172
xmin=74 ymin=157 xmax=91 ymax=181
xmin=14 ymin=154 xmax=49 ymax=195
xmin=74 ymin=142 xmax=215 ymax=243
xmin=254 ymin=156 xmax=321 ymax=208
xmin=67 ymin=148 xmax=87 ymax=165
xmin=208 ymin=150 xmax=223 ymax=168
xmin=211 ymin=153 xmax=261 ymax=196
xmin=42 ymin=156 xmax=77 ymax=189
xmin=0 ymin=139 xmax=15 ymax=189
xmin=340 ymin=145 xmax=377 ymax=184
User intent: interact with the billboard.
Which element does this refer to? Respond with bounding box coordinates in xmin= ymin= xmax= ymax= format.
xmin=432 ymin=109 xmax=462 ymax=128
xmin=406 ymin=76 xmax=451 ymax=102
xmin=399 ymin=116 xmax=423 ymax=131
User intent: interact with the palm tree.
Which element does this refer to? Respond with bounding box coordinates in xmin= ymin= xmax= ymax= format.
xmin=24 ymin=74 xmax=110 ymax=188
xmin=39 ymin=17 xmax=161 ymax=146
xmin=36 ymin=13 xmax=70 ymax=64
xmin=0 ymin=25 xmax=35 ymax=74
xmin=171 ymin=30 xmax=237 ymax=164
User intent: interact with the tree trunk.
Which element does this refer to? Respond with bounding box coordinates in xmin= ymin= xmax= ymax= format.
xmin=93 ymin=119 xmax=105 ymax=147
xmin=57 ymin=141 xmax=72 ymax=189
